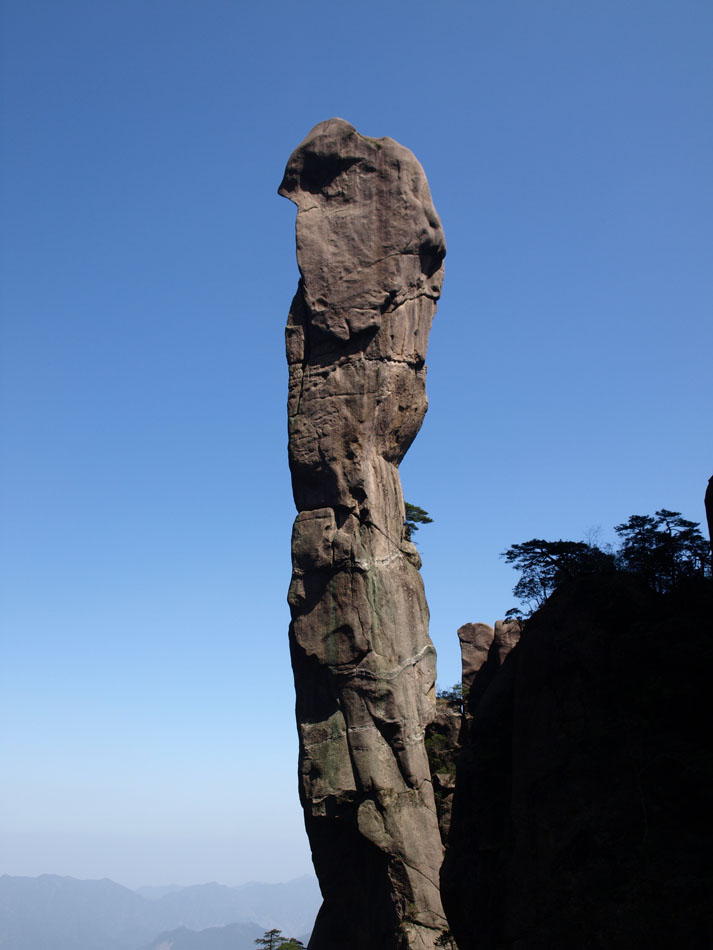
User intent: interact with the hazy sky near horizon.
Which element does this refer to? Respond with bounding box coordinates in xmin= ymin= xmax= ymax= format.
xmin=1 ymin=0 xmax=711 ymax=887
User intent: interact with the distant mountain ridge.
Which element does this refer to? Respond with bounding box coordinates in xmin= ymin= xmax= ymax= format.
xmin=0 ymin=873 xmax=319 ymax=950
xmin=135 ymin=885 xmax=185 ymax=901
xmin=141 ymin=877 xmax=319 ymax=934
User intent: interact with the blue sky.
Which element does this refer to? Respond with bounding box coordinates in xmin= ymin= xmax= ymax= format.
xmin=1 ymin=0 xmax=711 ymax=887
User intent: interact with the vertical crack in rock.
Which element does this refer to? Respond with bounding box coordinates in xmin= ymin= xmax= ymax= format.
xmin=280 ymin=118 xmax=447 ymax=950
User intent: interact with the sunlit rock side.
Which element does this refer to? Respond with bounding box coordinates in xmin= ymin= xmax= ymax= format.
xmin=457 ymin=623 xmax=494 ymax=694
xmin=280 ymin=118 xmax=447 ymax=950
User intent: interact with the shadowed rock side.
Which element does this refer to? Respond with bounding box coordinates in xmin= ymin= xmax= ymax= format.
xmin=425 ymin=699 xmax=462 ymax=843
xmin=424 ymin=622 xmax=522 ymax=846
xmin=706 ymin=475 xmax=713 ymax=570
xmin=442 ymin=576 xmax=713 ymax=949
xmin=280 ymin=119 xmax=447 ymax=950
xmin=457 ymin=620 xmax=522 ymax=716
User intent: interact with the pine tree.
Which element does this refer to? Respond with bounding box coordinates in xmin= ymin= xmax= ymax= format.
xmin=404 ymin=502 xmax=433 ymax=540
xmin=255 ymin=930 xmax=284 ymax=950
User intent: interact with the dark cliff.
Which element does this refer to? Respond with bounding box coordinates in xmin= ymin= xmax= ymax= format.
xmin=442 ymin=574 xmax=713 ymax=949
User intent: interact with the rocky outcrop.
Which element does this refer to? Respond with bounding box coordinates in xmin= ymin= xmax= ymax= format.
xmin=457 ymin=620 xmax=521 ymax=713
xmin=491 ymin=620 xmax=521 ymax=666
xmin=281 ymin=119 xmax=447 ymax=950
xmin=424 ymin=620 xmax=523 ymax=853
xmin=442 ymin=576 xmax=713 ymax=949
xmin=457 ymin=623 xmax=494 ymax=693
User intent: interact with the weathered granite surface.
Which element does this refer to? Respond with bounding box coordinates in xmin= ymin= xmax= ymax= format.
xmin=457 ymin=623 xmax=494 ymax=693
xmin=457 ymin=620 xmax=521 ymax=715
xmin=281 ymin=119 xmax=447 ymax=950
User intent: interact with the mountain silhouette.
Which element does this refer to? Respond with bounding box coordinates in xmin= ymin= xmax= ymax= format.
xmin=0 ymin=874 xmax=319 ymax=950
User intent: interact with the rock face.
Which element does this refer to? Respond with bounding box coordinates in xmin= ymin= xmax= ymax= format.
xmin=457 ymin=623 xmax=494 ymax=693
xmin=442 ymin=576 xmax=713 ymax=949
xmin=457 ymin=620 xmax=521 ymax=713
xmin=491 ymin=619 xmax=521 ymax=666
xmin=280 ymin=119 xmax=447 ymax=950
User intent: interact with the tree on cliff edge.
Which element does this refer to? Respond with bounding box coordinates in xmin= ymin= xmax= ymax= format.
xmin=502 ymin=538 xmax=615 ymax=612
xmin=504 ymin=508 xmax=710 ymax=615
xmin=404 ymin=502 xmax=433 ymax=541
xmin=614 ymin=509 xmax=710 ymax=594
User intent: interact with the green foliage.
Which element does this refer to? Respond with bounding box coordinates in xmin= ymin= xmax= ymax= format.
xmin=435 ymin=929 xmax=458 ymax=949
xmin=404 ymin=502 xmax=433 ymax=541
xmin=436 ymin=682 xmax=465 ymax=703
xmin=614 ymin=509 xmax=710 ymax=594
xmin=255 ymin=930 xmax=304 ymax=950
xmin=425 ymin=730 xmax=456 ymax=776
xmin=255 ymin=931 xmax=287 ymax=950
xmin=502 ymin=538 xmax=616 ymax=612
xmin=503 ymin=508 xmax=711 ymax=614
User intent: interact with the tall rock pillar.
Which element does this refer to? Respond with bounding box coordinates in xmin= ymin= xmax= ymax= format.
xmin=280 ymin=119 xmax=447 ymax=950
